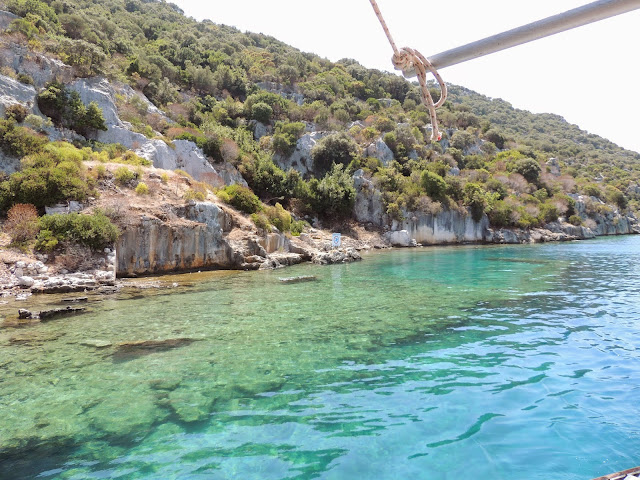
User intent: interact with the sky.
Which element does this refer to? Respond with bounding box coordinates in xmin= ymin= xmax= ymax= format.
xmin=170 ymin=0 xmax=640 ymax=153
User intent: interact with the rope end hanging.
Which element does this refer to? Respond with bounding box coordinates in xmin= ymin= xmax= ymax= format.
xmin=369 ymin=0 xmax=447 ymax=143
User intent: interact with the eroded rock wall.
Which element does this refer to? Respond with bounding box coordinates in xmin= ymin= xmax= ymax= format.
xmin=116 ymin=203 xmax=238 ymax=276
xmin=395 ymin=210 xmax=489 ymax=245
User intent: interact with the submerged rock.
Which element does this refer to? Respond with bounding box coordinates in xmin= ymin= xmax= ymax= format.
xmin=279 ymin=275 xmax=317 ymax=284
xmin=39 ymin=306 xmax=87 ymax=321
xmin=168 ymin=388 xmax=213 ymax=423
xmin=112 ymin=338 xmax=198 ymax=360
xmin=80 ymin=340 xmax=113 ymax=349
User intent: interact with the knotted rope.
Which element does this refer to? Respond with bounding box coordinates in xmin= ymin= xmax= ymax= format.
xmin=369 ymin=0 xmax=447 ymax=141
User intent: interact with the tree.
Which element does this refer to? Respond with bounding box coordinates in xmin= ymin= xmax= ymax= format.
xmin=421 ymin=171 xmax=447 ymax=200
xmin=450 ymin=130 xmax=475 ymax=151
xmin=251 ymin=102 xmax=273 ymax=124
xmin=308 ymin=164 xmax=356 ymax=217
xmin=513 ymin=157 xmax=541 ymax=184
xmin=311 ymin=132 xmax=358 ymax=175
xmin=81 ymin=101 xmax=108 ymax=135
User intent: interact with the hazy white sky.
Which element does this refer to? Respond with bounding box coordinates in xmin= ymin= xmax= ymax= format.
xmin=171 ymin=0 xmax=640 ymax=153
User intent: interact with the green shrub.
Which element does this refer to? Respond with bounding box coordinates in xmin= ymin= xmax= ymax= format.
xmin=311 ymin=132 xmax=358 ymax=175
xmin=290 ymin=219 xmax=307 ymax=236
xmin=160 ymin=172 xmax=169 ymax=184
xmin=115 ymin=151 xmax=151 ymax=166
xmin=16 ymin=73 xmax=34 ymax=86
xmin=37 ymin=211 xmax=119 ymax=251
xmin=463 ymin=182 xmax=489 ymax=222
xmin=0 ymin=144 xmax=93 ymax=210
xmin=239 ymin=155 xmax=299 ymax=200
xmin=420 ymin=170 xmax=447 ymax=200
xmin=34 ymin=229 xmax=58 ymax=252
xmin=445 ymin=176 xmax=464 ymax=202
xmin=538 ymin=202 xmax=559 ymax=224
xmin=265 ymin=203 xmax=292 ymax=232
xmin=513 ymin=157 xmax=541 ymax=184
xmin=271 ymin=121 xmax=305 ymax=157
xmin=5 ymin=104 xmax=29 ymax=123
xmin=605 ymin=185 xmax=628 ymax=210
xmin=183 ymin=188 xmax=206 ymax=201
xmin=450 ymin=130 xmax=475 ymax=150
xmin=37 ymin=82 xmax=107 ymax=137
xmin=486 ymin=178 xmax=508 ymax=200
xmin=487 ymin=200 xmax=514 ymax=227
xmin=0 ymin=119 xmax=48 ymax=157
xmin=114 ymin=166 xmax=136 ymax=185
xmin=568 ymin=215 xmax=583 ymax=226
xmin=135 ymin=182 xmax=149 ymax=195
xmin=307 ymin=163 xmax=356 ymax=217
xmin=582 ymin=183 xmax=602 ymax=198
xmin=250 ymin=212 xmax=271 ymax=231
xmin=220 ymin=184 xmax=262 ymax=214
xmin=251 ymin=102 xmax=273 ymax=123
xmin=533 ymin=188 xmax=549 ymax=201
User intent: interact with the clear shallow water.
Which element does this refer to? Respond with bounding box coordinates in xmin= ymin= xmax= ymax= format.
xmin=1 ymin=237 xmax=640 ymax=479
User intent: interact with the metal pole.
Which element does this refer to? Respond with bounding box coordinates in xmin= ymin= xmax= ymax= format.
xmin=427 ymin=0 xmax=640 ymax=70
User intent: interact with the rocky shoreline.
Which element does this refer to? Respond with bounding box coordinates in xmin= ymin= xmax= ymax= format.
xmin=1 ymin=217 xmax=637 ymax=308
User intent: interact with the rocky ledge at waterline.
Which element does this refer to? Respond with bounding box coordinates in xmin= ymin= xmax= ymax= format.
xmin=353 ymin=169 xmax=639 ymax=247
xmin=115 ymin=201 xmax=363 ymax=277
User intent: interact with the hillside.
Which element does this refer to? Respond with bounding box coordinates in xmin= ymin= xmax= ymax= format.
xmin=0 ymin=0 xmax=638 ymax=281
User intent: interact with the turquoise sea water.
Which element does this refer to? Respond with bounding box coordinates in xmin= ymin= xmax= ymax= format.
xmin=1 ymin=236 xmax=640 ymax=479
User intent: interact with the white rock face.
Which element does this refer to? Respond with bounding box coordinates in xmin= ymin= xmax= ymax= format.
xmin=18 ymin=276 xmax=35 ymax=288
xmin=353 ymin=169 xmax=386 ymax=226
xmin=0 ymin=74 xmax=37 ymax=118
xmin=117 ymin=83 xmax=170 ymax=120
xmin=0 ymin=31 xmax=73 ymax=87
xmin=274 ymin=132 xmax=328 ymax=175
xmin=250 ymin=120 xmax=270 ymax=141
xmin=65 ymin=77 xmax=246 ymax=188
xmin=571 ymin=194 xmax=637 ymax=236
xmin=70 ymin=77 xmax=121 ymax=127
xmin=365 ymin=137 xmax=394 ymax=165
xmin=0 ymin=150 xmax=21 ymax=174
xmin=0 ymin=9 xmax=18 ymax=29
xmin=385 ymin=230 xmax=412 ymax=247
xmin=394 ymin=210 xmax=489 ymax=245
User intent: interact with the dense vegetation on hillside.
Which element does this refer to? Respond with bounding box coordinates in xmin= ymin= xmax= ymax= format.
xmin=1 ymin=0 xmax=638 ymax=229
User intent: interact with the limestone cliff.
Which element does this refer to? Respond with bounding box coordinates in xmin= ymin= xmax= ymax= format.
xmin=116 ymin=203 xmax=237 ymax=276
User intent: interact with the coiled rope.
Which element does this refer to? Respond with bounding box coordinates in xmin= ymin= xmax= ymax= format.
xmin=369 ymin=0 xmax=447 ymax=141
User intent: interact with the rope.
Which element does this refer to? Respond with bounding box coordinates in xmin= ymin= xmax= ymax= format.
xmin=369 ymin=0 xmax=447 ymax=142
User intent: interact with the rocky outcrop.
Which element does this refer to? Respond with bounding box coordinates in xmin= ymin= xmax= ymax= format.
xmin=0 ymin=35 xmax=73 ymax=88
xmin=116 ymin=202 xmax=238 ymax=276
xmin=66 ymin=78 xmax=246 ymax=187
xmin=5 ymin=254 xmax=116 ymax=294
xmin=274 ymin=131 xmax=328 ymax=176
xmin=255 ymin=81 xmax=304 ymax=105
xmin=353 ymin=169 xmax=387 ymax=226
xmin=394 ymin=210 xmax=489 ymax=245
xmin=571 ymin=194 xmax=637 ymax=236
xmin=364 ymin=137 xmax=394 ymax=165
xmin=385 ymin=230 xmax=413 ymax=247
xmin=0 ymin=150 xmax=21 ymax=175
xmin=0 ymin=74 xmax=37 ymax=119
